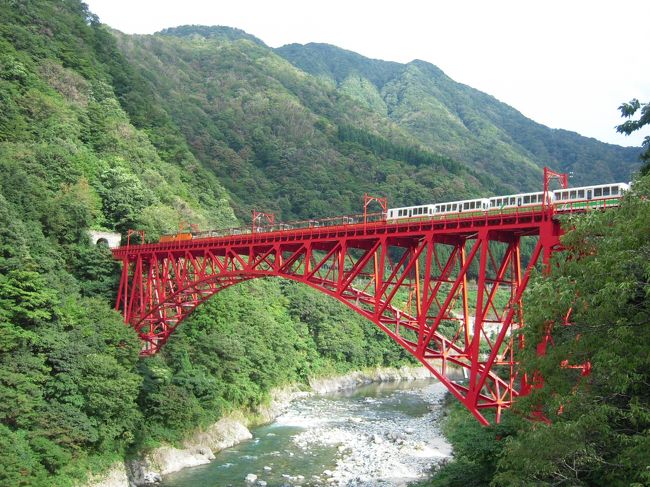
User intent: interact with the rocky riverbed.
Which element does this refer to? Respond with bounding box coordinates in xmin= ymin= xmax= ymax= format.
xmin=84 ymin=366 xmax=450 ymax=487
xmin=163 ymin=378 xmax=451 ymax=487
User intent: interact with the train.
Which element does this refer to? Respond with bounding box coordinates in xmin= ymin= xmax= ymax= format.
xmin=157 ymin=181 xmax=630 ymax=242
xmin=386 ymin=182 xmax=630 ymax=222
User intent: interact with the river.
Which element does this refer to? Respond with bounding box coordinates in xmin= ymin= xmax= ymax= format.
xmin=161 ymin=379 xmax=451 ymax=487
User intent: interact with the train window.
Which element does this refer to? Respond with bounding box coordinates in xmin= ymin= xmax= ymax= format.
xmin=603 ymin=187 xmax=610 ymax=196
xmin=463 ymin=202 xmax=468 ymax=210
xmin=523 ymin=196 xmax=530 ymax=204
xmin=570 ymin=191 xmax=576 ymax=199
xmin=446 ymin=204 xmax=451 ymax=211
xmin=452 ymin=204 xmax=457 ymax=211
xmin=611 ymin=186 xmax=619 ymax=195
xmin=510 ymin=197 xmax=515 ymax=205
xmin=594 ymin=188 xmax=602 ymax=197
xmin=578 ymin=190 xmax=584 ymax=199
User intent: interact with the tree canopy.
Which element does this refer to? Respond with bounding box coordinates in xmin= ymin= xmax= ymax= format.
xmin=617 ymin=98 xmax=650 ymax=174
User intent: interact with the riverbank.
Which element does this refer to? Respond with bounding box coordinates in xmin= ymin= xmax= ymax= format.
xmin=83 ymin=365 xmax=438 ymax=487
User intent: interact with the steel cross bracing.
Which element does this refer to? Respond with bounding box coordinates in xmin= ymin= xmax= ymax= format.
xmin=113 ymin=210 xmax=563 ymax=425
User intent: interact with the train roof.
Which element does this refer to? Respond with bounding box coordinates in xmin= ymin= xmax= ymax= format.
xmin=488 ymin=191 xmax=544 ymax=200
xmin=432 ymin=196 xmax=489 ymax=206
xmin=552 ymin=182 xmax=629 ymax=193
xmin=388 ymin=203 xmax=434 ymax=211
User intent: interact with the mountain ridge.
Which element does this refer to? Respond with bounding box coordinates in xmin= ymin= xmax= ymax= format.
xmin=274 ymin=41 xmax=641 ymax=186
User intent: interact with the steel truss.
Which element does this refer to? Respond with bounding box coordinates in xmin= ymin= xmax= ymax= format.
xmin=114 ymin=211 xmax=562 ymax=424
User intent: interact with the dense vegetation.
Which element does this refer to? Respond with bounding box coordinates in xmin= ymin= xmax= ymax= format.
xmin=0 ymin=2 xmax=409 ymax=485
xmin=112 ymin=27 xmax=506 ymax=222
xmin=0 ymin=1 xmax=646 ymax=485
xmin=426 ymin=173 xmax=650 ymax=486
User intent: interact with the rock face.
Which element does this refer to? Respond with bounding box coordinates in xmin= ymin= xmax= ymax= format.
xmin=126 ymin=414 xmax=254 ymax=485
xmin=82 ymin=366 xmax=434 ymax=486
xmin=82 ymin=463 xmax=130 ymax=487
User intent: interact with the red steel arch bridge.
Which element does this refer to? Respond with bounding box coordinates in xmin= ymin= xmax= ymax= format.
xmin=112 ymin=170 xmax=609 ymax=425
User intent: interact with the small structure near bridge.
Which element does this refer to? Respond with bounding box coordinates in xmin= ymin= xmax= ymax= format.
xmin=89 ymin=230 xmax=121 ymax=249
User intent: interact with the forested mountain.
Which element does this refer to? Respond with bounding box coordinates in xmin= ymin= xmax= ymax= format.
xmin=0 ymin=2 xmax=647 ymax=486
xmin=276 ymin=42 xmax=642 ymax=188
xmin=112 ymin=27 xmax=505 ymax=223
xmin=109 ymin=26 xmax=641 ymax=222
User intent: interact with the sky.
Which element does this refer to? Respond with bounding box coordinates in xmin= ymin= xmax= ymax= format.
xmin=85 ymin=0 xmax=650 ymax=147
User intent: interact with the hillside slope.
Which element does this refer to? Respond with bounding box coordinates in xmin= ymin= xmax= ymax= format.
xmin=276 ymin=42 xmax=641 ymax=187
xmin=113 ymin=27 xmax=507 ymax=222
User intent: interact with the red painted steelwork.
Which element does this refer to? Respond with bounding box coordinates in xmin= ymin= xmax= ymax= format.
xmin=113 ymin=208 xmax=564 ymax=425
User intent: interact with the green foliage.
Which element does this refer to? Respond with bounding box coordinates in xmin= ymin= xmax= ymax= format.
xmin=426 ymin=174 xmax=650 ymax=486
xmin=493 ymin=174 xmax=650 ymax=486
xmin=0 ymin=424 xmax=48 ymax=486
xmin=425 ymin=400 xmax=521 ymax=487
xmin=338 ymin=125 xmax=461 ymax=174
xmin=617 ymin=98 xmax=650 ymax=174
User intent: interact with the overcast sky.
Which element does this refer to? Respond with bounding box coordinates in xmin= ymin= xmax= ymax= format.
xmin=85 ymin=0 xmax=649 ymax=147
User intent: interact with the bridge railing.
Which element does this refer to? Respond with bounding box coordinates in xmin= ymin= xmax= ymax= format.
xmin=190 ymin=211 xmax=388 ymax=239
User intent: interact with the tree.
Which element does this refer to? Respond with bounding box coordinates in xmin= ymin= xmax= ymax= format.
xmin=617 ymin=99 xmax=650 ymax=174
xmin=492 ymin=174 xmax=650 ymax=486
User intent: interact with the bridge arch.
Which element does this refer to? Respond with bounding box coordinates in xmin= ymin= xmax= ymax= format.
xmin=114 ymin=214 xmax=562 ymax=424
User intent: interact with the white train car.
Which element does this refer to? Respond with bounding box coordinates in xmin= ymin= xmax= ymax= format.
xmin=433 ymin=198 xmax=489 ymax=216
xmin=553 ymin=182 xmax=629 ymax=204
xmin=488 ymin=191 xmax=547 ymax=211
xmin=387 ymin=204 xmax=435 ymax=220
xmin=387 ymin=198 xmax=489 ymax=222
